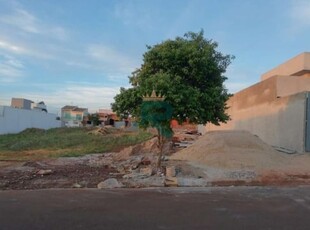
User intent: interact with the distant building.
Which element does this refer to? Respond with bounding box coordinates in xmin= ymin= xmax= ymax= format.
xmin=0 ymin=97 xmax=60 ymax=134
xmin=31 ymin=101 xmax=47 ymax=112
xmin=1 ymin=103 xmax=60 ymax=134
xmin=98 ymin=109 xmax=119 ymax=125
xmin=11 ymin=98 xmax=48 ymax=112
xmin=11 ymin=98 xmax=33 ymax=110
xmin=61 ymin=105 xmax=88 ymax=127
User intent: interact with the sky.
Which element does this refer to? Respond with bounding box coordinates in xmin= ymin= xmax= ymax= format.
xmin=0 ymin=0 xmax=310 ymax=114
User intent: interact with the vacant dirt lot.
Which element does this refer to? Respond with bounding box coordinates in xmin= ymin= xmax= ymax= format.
xmin=1 ymin=130 xmax=310 ymax=190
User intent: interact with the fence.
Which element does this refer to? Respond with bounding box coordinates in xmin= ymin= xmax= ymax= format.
xmin=0 ymin=106 xmax=61 ymax=135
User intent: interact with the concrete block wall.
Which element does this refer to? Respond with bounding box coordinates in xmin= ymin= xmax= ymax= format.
xmin=206 ymin=53 xmax=310 ymax=153
xmin=207 ymin=92 xmax=307 ymax=153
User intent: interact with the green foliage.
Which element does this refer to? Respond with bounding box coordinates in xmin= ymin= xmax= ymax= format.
xmin=88 ymin=113 xmax=100 ymax=126
xmin=140 ymin=100 xmax=173 ymax=138
xmin=111 ymin=30 xmax=234 ymax=125
xmin=0 ymin=127 xmax=152 ymax=160
xmin=111 ymin=87 xmax=142 ymax=119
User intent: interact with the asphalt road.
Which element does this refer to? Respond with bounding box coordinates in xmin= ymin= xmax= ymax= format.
xmin=0 ymin=186 xmax=310 ymax=230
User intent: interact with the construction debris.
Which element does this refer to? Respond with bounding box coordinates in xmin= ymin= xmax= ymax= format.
xmin=87 ymin=126 xmax=118 ymax=135
xmin=37 ymin=169 xmax=53 ymax=176
xmin=1 ymin=129 xmax=310 ymax=190
xmin=164 ymin=177 xmax=178 ymax=187
xmin=72 ymin=183 xmax=82 ymax=188
xmin=166 ymin=166 xmax=176 ymax=177
xmin=97 ymin=178 xmax=124 ymax=189
xmin=273 ymin=146 xmax=297 ymax=154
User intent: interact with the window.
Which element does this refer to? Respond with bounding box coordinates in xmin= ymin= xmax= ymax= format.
xmin=76 ymin=114 xmax=82 ymax=121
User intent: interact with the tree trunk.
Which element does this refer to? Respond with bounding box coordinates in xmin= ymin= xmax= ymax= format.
xmin=156 ymin=129 xmax=164 ymax=170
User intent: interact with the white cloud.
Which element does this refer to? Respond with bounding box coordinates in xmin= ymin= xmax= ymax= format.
xmin=290 ymin=0 xmax=310 ymax=27
xmin=114 ymin=2 xmax=134 ymax=25
xmin=0 ymin=2 xmax=138 ymax=83
xmin=0 ymin=8 xmax=39 ymax=34
xmin=0 ymin=38 xmax=55 ymax=60
xmin=0 ymin=55 xmax=24 ymax=82
xmin=0 ymin=4 xmax=70 ymax=62
xmin=50 ymin=27 xmax=69 ymax=41
xmin=10 ymin=84 xmax=121 ymax=113
xmin=87 ymin=44 xmax=138 ymax=74
xmin=0 ymin=6 xmax=69 ymax=41
xmin=0 ymin=5 xmax=69 ymax=41
xmin=65 ymin=61 xmax=92 ymax=69
xmin=113 ymin=1 xmax=152 ymax=28
xmin=0 ymin=39 xmax=26 ymax=54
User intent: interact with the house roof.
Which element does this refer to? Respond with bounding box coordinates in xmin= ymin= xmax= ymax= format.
xmin=98 ymin=109 xmax=114 ymax=114
xmin=61 ymin=105 xmax=77 ymax=110
xmin=61 ymin=105 xmax=87 ymax=112
xmin=73 ymin=108 xmax=87 ymax=112
xmin=12 ymin=98 xmax=34 ymax=103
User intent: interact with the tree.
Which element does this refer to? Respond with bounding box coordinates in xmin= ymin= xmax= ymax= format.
xmin=112 ymin=30 xmax=233 ymax=125
xmin=111 ymin=30 xmax=233 ymax=169
xmin=112 ymin=87 xmax=142 ymax=119
xmin=140 ymin=96 xmax=173 ymax=168
xmin=88 ymin=113 xmax=100 ymax=126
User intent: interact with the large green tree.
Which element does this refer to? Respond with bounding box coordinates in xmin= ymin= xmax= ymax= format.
xmin=112 ymin=30 xmax=233 ymax=125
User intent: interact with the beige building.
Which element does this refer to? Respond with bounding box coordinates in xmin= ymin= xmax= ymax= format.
xmin=11 ymin=98 xmax=33 ymax=110
xmin=11 ymin=98 xmax=48 ymax=112
xmin=61 ymin=105 xmax=88 ymax=127
xmin=207 ymin=52 xmax=310 ymax=153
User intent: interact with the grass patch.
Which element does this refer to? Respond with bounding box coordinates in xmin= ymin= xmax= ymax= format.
xmin=0 ymin=127 xmax=152 ymax=161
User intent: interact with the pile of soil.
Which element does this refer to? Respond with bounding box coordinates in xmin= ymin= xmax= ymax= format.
xmin=171 ymin=130 xmax=310 ymax=173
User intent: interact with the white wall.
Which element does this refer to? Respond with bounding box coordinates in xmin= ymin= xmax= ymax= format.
xmin=0 ymin=106 xmax=61 ymax=135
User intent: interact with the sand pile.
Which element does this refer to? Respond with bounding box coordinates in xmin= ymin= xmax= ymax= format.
xmin=171 ymin=130 xmax=304 ymax=172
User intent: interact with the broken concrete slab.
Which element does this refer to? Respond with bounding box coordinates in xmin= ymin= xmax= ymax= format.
xmin=164 ymin=177 xmax=178 ymax=187
xmin=273 ymin=146 xmax=297 ymax=154
xmin=97 ymin=178 xmax=124 ymax=189
xmin=113 ymin=137 xmax=159 ymax=161
xmin=166 ymin=166 xmax=176 ymax=177
xmin=37 ymin=169 xmax=53 ymax=175
xmin=139 ymin=166 xmax=153 ymax=177
xmin=123 ymin=171 xmax=151 ymax=180
xmin=72 ymin=183 xmax=82 ymax=188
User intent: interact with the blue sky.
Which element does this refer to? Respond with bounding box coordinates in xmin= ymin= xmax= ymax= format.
xmin=0 ymin=0 xmax=309 ymax=114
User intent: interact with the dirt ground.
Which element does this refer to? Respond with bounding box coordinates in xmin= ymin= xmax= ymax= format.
xmin=0 ymin=157 xmax=122 ymax=190
xmin=1 ymin=130 xmax=310 ymax=190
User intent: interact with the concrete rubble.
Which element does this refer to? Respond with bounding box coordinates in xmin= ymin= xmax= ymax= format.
xmin=37 ymin=169 xmax=53 ymax=176
xmin=97 ymin=178 xmax=124 ymax=189
xmin=72 ymin=183 xmax=82 ymax=188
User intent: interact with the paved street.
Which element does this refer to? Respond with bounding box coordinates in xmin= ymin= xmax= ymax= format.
xmin=0 ymin=186 xmax=310 ymax=230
